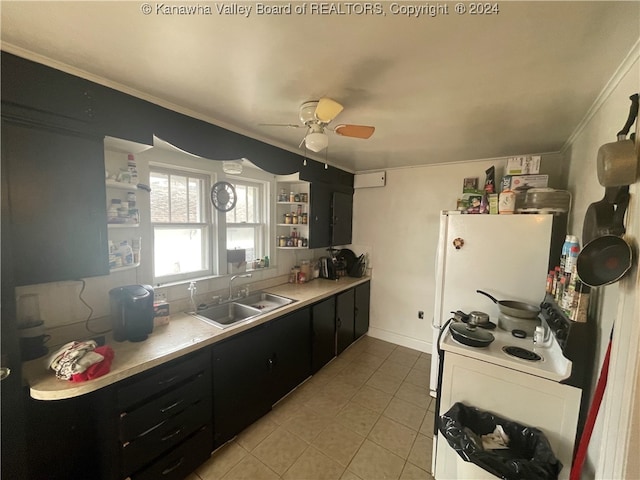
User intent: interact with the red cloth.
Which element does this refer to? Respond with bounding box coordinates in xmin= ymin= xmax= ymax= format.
xmin=70 ymin=346 xmax=115 ymax=383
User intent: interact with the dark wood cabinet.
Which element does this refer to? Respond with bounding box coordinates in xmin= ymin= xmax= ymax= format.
xmin=309 ymin=182 xmax=333 ymax=248
xmin=212 ymin=307 xmax=311 ymax=447
xmin=1 ymin=119 xmax=109 ymax=285
xmin=116 ymin=350 xmax=212 ymax=479
xmin=336 ymin=289 xmax=356 ymax=355
xmin=212 ymin=325 xmax=272 ymax=447
xmin=267 ymin=308 xmax=311 ymax=404
xmin=354 ymin=281 xmax=371 ymax=340
xmin=308 ymin=183 xmax=354 ymax=248
xmin=332 ymin=191 xmax=353 ymax=246
xmin=311 ymin=296 xmax=337 ymax=373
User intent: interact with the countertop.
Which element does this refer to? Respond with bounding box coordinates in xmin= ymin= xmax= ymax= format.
xmin=23 ymin=276 xmax=370 ymax=400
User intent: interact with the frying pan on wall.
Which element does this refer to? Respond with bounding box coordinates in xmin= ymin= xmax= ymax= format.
xmin=577 ymin=189 xmax=632 ymax=287
xmin=582 ymin=186 xmax=626 ymax=245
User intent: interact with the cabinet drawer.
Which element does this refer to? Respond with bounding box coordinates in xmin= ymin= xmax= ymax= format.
xmin=120 ymin=370 xmax=210 ymax=442
xmin=118 ymin=350 xmax=209 ymax=409
xmin=122 ymin=397 xmax=210 ymax=475
xmin=130 ymin=425 xmax=212 ymax=480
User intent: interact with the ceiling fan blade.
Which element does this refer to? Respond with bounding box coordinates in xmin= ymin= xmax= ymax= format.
xmin=259 ymin=123 xmax=304 ymax=128
xmin=315 ymin=97 xmax=344 ymax=123
xmin=334 ymin=124 xmax=375 ymax=139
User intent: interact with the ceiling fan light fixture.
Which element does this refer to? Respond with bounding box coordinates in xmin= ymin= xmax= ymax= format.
xmin=305 ymin=132 xmax=329 ymax=152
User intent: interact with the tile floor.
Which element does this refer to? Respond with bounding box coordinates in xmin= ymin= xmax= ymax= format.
xmin=189 ymin=336 xmax=436 ymax=480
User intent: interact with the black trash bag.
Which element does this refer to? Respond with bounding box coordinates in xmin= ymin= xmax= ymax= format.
xmin=439 ymin=402 xmax=562 ymax=480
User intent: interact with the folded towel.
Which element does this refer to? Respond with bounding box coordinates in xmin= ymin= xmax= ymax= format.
xmin=70 ymin=346 xmax=115 ymax=383
xmin=48 ymin=341 xmax=98 ymax=380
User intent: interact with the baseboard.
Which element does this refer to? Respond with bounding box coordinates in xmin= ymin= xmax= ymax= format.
xmin=367 ymin=327 xmax=432 ymax=354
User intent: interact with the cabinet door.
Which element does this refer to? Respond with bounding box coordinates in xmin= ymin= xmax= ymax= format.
xmin=309 ymin=182 xmax=332 ymax=248
xmin=336 ymin=289 xmax=355 ymax=355
xmin=267 ymin=308 xmax=311 ymax=403
xmin=211 ymin=326 xmax=271 ymax=447
xmin=311 ymin=297 xmax=336 ymax=373
xmin=331 ymin=191 xmax=353 ymax=246
xmin=354 ymin=282 xmax=371 ymax=340
xmin=2 ymin=119 xmax=109 ymax=285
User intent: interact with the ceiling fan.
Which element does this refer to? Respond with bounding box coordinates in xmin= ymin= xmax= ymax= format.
xmin=260 ymin=97 xmax=375 ymax=152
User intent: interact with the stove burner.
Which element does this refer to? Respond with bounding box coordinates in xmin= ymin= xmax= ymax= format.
xmin=502 ymin=346 xmax=542 ymax=361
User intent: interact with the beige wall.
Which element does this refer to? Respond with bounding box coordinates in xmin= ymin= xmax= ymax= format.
xmin=351 ymin=152 xmax=564 ymax=352
xmin=564 ymin=52 xmax=639 ymax=479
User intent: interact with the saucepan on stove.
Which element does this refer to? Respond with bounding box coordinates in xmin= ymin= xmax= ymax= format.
xmin=449 ymin=322 xmax=495 ymax=348
xmin=476 ymin=290 xmax=540 ymax=319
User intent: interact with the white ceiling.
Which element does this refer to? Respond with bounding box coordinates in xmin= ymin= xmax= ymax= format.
xmin=2 ymin=1 xmax=639 ymax=173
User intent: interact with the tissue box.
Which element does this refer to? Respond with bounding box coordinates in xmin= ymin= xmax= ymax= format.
xmin=506 ymin=156 xmax=541 ymax=175
xmin=501 ymin=174 xmax=548 ymax=192
xmin=153 ymin=302 xmax=170 ymax=327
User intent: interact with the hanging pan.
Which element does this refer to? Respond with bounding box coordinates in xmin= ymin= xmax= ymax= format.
xmin=597 ymin=93 xmax=639 ymax=187
xmin=577 ymin=189 xmax=632 ymax=287
xmin=582 ymin=186 xmax=624 ymax=245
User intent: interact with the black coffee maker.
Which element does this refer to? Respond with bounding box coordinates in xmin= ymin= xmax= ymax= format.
xmin=109 ymin=285 xmax=154 ymax=342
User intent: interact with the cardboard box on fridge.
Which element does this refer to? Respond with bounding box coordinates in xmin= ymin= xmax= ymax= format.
xmin=506 ymin=156 xmax=541 ymax=175
xmin=153 ymin=301 xmax=170 ymax=327
xmin=501 ymin=174 xmax=549 ymax=192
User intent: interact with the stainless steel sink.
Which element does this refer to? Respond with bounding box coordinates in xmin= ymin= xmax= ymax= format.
xmin=191 ymin=302 xmax=262 ymax=329
xmin=236 ymin=292 xmax=296 ymax=313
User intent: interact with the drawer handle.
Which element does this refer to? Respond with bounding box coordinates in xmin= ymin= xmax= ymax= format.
xmin=161 ymin=427 xmax=183 ymax=442
xmin=161 ymin=456 xmax=184 ymax=475
xmin=158 ymin=375 xmax=179 ymax=386
xmin=160 ymin=399 xmax=184 ymax=414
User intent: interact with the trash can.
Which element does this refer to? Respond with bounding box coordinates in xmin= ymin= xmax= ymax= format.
xmin=439 ymin=402 xmax=562 ymax=480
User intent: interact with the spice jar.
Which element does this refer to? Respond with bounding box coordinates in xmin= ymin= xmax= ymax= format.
xmin=292 ymin=213 xmax=298 ymax=224
xmin=571 ymin=282 xmax=590 ymax=323
xmin=289 ymin=192 xmax=295 ymax=202
xmin=300 ymin=193 xmax=308 ymax=203
xmin=301 ymin=213 xmax=308 ymax=224
xmin=284 ymin=213 xmax=292 ymax=224
xmin=294 ymin=194 xmax=300 ymax=202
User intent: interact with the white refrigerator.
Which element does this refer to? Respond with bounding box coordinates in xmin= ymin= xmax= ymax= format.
xmin=429 ymin=211 xmax=557 ymax=397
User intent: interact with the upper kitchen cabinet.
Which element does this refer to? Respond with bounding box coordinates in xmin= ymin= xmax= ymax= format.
xmin=1 ymin=119 xmax=109 ymax=285
xmin=308 ymin=182 xmax=354 ymax=248
xmin=332 ymin=191 xmax=353 ymax=246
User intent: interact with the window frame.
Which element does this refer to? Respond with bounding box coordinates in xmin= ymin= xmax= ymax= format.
xmin=149 ymin=164 xmax=216 ymax=284
xmin=225 ymin=176 xmax=269 ymax=264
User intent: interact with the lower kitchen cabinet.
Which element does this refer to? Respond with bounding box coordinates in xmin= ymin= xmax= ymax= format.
xmin=115 ymin=349 xmax=213 ymax=480
xmin=354 ymin=281 xmax=371 ymax=340
xmin=267 ymin=308 xmax=312 ymax=404
xmin=311 ymin=296 xmax=337 ymax=373
xmin=212 ymin=306 xmax=312 ymax=448
xmin=336 ymin=288 xmax=356 ymax=355
xmin=212 ymin=324 xmax=273 ymax=447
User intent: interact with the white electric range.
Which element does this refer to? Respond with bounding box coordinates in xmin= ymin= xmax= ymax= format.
xmin=432 ymin=297 xmax=596 ymax=480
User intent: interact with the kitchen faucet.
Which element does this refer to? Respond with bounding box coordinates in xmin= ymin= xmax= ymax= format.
xmin=187 ymin=281 xmax=197 ymax=312
xmin=228 ymin=273 xmax=252 ymax=300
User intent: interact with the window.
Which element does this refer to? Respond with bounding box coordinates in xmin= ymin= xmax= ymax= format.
xmin=226 ymin=179 xmax=267 ymax=263
xmin=150 ymin=167 xmax=212 ymax=282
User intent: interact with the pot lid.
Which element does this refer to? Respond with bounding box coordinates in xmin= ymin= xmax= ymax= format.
xmin=450 ymin=322 xmax=495 ymax=342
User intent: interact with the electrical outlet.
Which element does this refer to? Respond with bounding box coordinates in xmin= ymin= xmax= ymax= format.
xmin=418 ymin=310 xmax=424 ymax=319
xmin=154 ymin=292 xmax=167 ymax=303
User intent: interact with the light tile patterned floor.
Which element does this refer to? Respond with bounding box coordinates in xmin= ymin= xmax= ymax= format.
xmin=190 ymin=336 xmax=435 ymax=480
